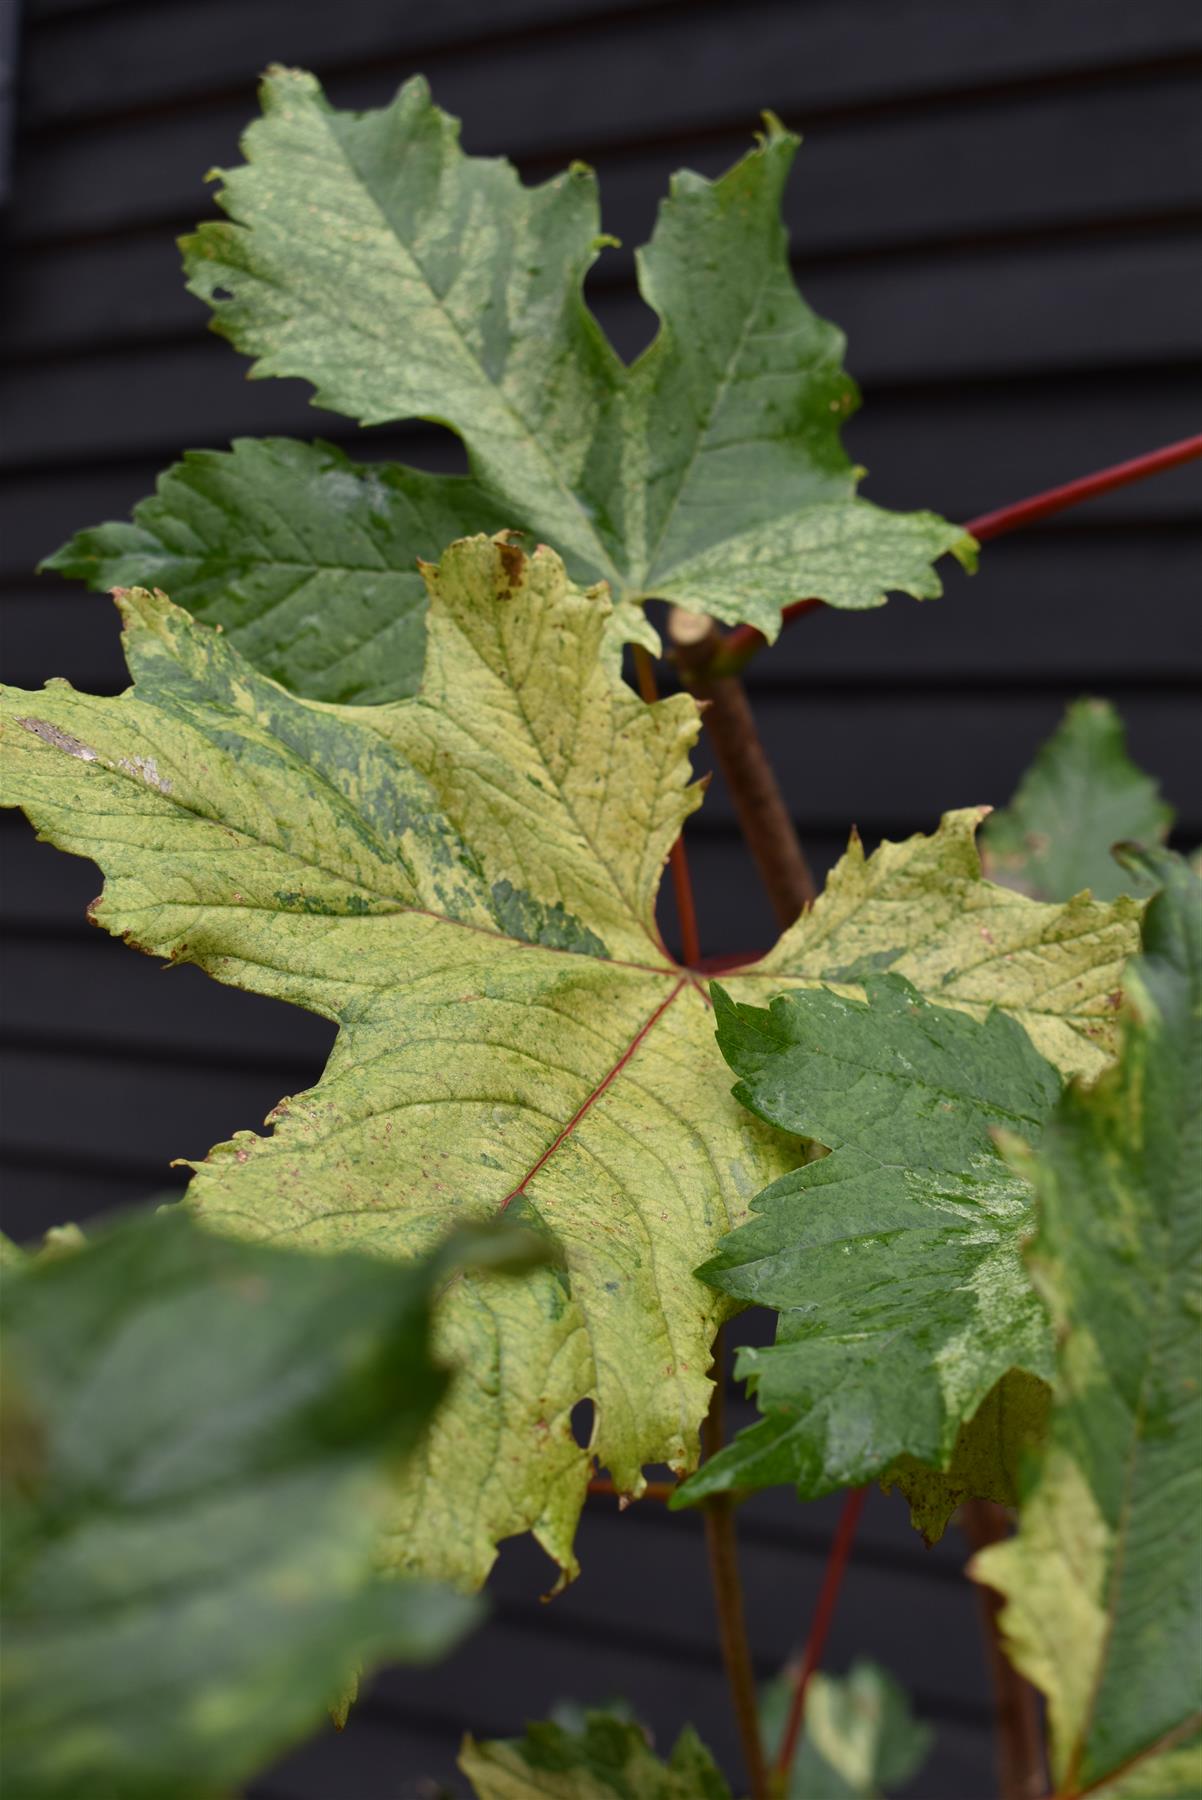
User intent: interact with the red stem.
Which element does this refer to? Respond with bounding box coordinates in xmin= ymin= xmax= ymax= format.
xmin=963 ymin=432 xmax=1202 ymax=543
xmin=668 ymin=837 xmax=702 ymax=969
xmin=772 ymin=1488 xmax=867 ymax=1790
xmin=632 ymin=644 xmax=702 ymax=966
xmin=716 ymin=433 xmax=1202 ymax=672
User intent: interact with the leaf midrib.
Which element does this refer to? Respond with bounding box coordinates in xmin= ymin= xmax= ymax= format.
xmin=312 ymin=100 xmax=621 ymax=588
xmin=40 ymin=715 xmax=676 ymax=980
xmin=632 ymin=260 xmax=771 ymax=590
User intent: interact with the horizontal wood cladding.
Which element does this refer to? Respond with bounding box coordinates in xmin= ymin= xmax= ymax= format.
xmin=13 ymin=68 xmax=1201 ymax=260
xmin=2 ymin=929 xmax=338 ymax=1060
xmin=19 ymin=0 xmax=1202 ymax=140
xmin=0 ymin=1040 xmax=318 ymax=1183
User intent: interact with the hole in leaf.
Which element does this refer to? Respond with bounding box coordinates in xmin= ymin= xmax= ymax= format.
xmin=570 ymin=1398 xmax=595 ymax=1450
xmin=211 ymin=286 xmax=234 ymax=301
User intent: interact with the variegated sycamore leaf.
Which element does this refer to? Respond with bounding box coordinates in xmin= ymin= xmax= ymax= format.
xmin=742 ymin=804 xmax=1139 ymax=1081
xmin=761 ymin=1659 xmax=933 ymax=1798
xmin=41 ymin=436 xmax=660 ymax=707
xmin=48 ymin=69 xmax=970 ymax=703
xmin=0 ymin=535 xmax=1137 ymax=1590
xmin=460 ymin=1709 xmax=731 ymax=1800
xmin=972 ymin=855 xmax=1202 ymax=1799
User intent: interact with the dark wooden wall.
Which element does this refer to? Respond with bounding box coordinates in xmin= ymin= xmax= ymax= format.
xmin=2 ymin=3 xmax=1199 ymax=1794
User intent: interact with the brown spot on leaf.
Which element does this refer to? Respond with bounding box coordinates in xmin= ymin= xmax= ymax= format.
xmin=497 ymin=539 xmax=526 ymax=590
xmin=16 ymin=717 xmax=98 ymax=762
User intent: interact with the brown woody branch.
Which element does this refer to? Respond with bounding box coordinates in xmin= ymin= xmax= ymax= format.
xmin=961 ymin=1499 xmax=1049 ymax=1800
xmin=701 ymin=1325 xmax=770 ymax=1800
xmin=669 ymin=608 xmax=816 ymax=929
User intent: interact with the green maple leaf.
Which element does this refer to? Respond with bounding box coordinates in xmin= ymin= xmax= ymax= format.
xmin=459 ymin=1709 xmax=730 ymax=1800
xmin=675 ymin=973 xmax=1065 ymax=1510
xmin=0 ymin=536 xmax=1137 ymax=1589
xmin=43 ymin=438 xmax=510 ymax=705
xmin=761 ymin=1659 xmax=933 ymax=1798
xmin=972 ymin=855 xmax=1202 ymax=1799
xmin=0 ymin=1207 xmax=511 ymax=1799
xmin=982 ymin=698 xmax=1173 ymax=903
xmin=48 ymin=68 xmax=971 ymax=703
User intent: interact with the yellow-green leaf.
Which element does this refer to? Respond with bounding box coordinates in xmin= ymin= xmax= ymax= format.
xmin=460 ymin=1709 xmax=731 ymax=1799
xmin=743 ymin=806 xmax=1139 ymax=1081
xmin=0 ymin=538 xmax=1139 ymax=1589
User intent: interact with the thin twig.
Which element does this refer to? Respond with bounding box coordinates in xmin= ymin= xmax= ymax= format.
xmin=587 ymin=1475 xmax=677 ymax=1504
xmin=963 ymin=432 xmax=1202 ymax=544
xmin=632 ymin=643 xmax=702 ymax=965
xmin=669 ymin=610 xmax=816 ymax=927
xmin=960 ymin=1499 xmax=1049 ymax=1800
xmin=771 ymin=1487 xmax=867 ymax=1793
xmin=710 ymin=433 xmax=1202 ymax=674
xmin=702 ymin=1325 xmax=770 ymax=1800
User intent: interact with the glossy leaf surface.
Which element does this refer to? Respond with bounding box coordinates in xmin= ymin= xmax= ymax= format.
xmin=44 ymin=438 xmax=507 ymax=705
xmin=677 ymin=976 xmax=1061 ymax=1506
